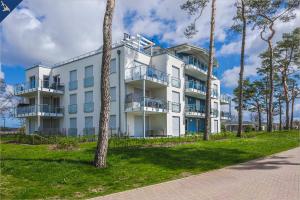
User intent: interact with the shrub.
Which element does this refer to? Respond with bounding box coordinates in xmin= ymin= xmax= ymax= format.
xmin=55 ymin=138 xmax=79 ymax=150
xmin=244 ymin=125 xmax=253 ymax=132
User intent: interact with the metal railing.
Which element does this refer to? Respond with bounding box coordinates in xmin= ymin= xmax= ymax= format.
xmin=15 ymin=104 xmax=64 ymax=115
xmin=83 ymin=127 xmax=95 ymax=135
xmin=68 ymin=128 xmax=77 ymax=136
xmin=171 ymin=77 xmax=181 ymax=88
xmin=125 ymin=64 xmax=169 ymax=84
xmin=185 ymin=80 xmax=206 ymax=92
xmin=69 ymin=80 xmax=78 ymax=91
xmin=14 ymin=80 xmax=64 ymax=94
xmin=84 ymin=102 xmax=94 ymax=113
xmin=84 ymin=76 xmax=94 ymax=88
xmin=38 ymin=128 xmax=67 ymax=136
xmin=68 ymin=104 xmax=77 ymax=114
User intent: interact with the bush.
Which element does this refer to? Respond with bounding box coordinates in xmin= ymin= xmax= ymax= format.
xmin=55 ymin=137 xmax=79 ymax=150
xmin=244 ymin=125 xmax=253 ymax=132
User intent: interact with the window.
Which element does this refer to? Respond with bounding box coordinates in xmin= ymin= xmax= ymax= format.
xmin=69 ymin=94 xmax=77 ymax=114
xmin=29 ymin=76 xmax=36 ymax=88
xmin=110 ymin=58 xmax=117 ymax=73
xmin=84 ymin=91 xmax=94 ymax=113
xmin=172 ymin=91 xmax=180 ymax=112
xmin=85 ymin=116 xmax=93 ymax=128
xmin=171 ymin=66 xmax=180 ymax=88
xmin=70 ymin=94 xmax=77 ymax=105
xmin=43 ymin=75 xmax=50 ymax=88
xmin=70 ymin=118 xmax=77 ymax=128
xmin=85 ymin=66 xmax=93 ymax=77
xmin=110 ymin=87 xmax=116 ymax=101
xmin=85 ymin=91 xmax=93 ymax=103
xmin=70 ymin=70 xmax=77 ymax=81
xmin=109 ymin=115 xmax=116 ymax=129
xmin=69 ymin=70 xmax=78 ymax=90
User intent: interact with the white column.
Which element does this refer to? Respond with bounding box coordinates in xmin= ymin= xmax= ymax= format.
xmin=143 ymin=79 xmax=145 ymax=138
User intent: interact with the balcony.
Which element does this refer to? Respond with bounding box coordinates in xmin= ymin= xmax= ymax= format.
xmin=14 ymin=80 xmax=64 ymax=96
xmin=84 ymin=76 xmax=94 ymax=88
xmin=183 ymin=56 xmax=217 ymax=80
xmin=69 ymin=80 xmax=78 ymax=91
xmin=15 ymin=104 xmax=64 ymax=117
xmin=68 ymin=104 xmax=77 ymax=114
xmin=84 ymin=102 xmax=94 ymax=113
xmin=221 ymin=111 xmax=230 ymax=120
xmin=185 ymin=104 xmax=205 ymax=117
xmin=125 ymin=64 xmax=169 ymax=87
xmin=125 ymin=94 xmax=168 ymax=113
xmin=220 ymin=94 xmax=230 ymax=104
xmin=185 ymin=81 xmax=206 ymax=99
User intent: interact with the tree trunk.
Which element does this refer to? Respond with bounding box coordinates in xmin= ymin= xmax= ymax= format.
xmin=237 ymin=0 xmax=246 ymax=138
xmin=282 ymin=71 xmax=289 ymax=130
xmin=290 ymin=82 xmax=296 ymax=129
xmin=94 ymin=0 xmax=115 ymax=168
xmin=257 ymin=105 xmax=262 ymax=131
xmin=267 ymin=40 xmax=274 ymax=132
xmin=204 ymin=0 xmax=216 ymax=141
xmin=279 ymin=96 xmax=282 ymax=131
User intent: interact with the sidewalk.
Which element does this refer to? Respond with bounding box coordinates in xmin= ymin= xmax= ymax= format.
xmin=91 ymin=147 xmax=300 ymax=200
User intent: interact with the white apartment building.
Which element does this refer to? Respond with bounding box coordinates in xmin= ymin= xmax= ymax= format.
xmin=14 ymin=34 xmax=230 ymax=137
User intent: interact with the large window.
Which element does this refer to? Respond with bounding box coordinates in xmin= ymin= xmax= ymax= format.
xmin=171 ymin=66 xmax=180 ymax=88
xmin=69 ymin=70 xmax=78 ymax=90
xmin=84 ymin=65 xmax=94 ymax=87
xmin=69 ymin=94 xmax=77 ymax=114
xmin=172 ymin=91 xmax=180 ymax=112
xmin=85 ymin=116 xmax=93 ymax=128
xmin=110 ymin=58 xmax=117 ymax=73
xmin=84 ymin=91 xmax=94 ymax=113
xmin=110 ymin=87 xmax=116 ymax=101
xmin=69 ymin=118 xmax=77 ymax=136
xmin=109 ymin=115 xmax=116 ymax=129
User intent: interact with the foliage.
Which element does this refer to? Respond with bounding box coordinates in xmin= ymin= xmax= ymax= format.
xmin=1 ymin=131 xmax=299 ymax=199
xmin=55 ymin=137 xmax=79 ymax=150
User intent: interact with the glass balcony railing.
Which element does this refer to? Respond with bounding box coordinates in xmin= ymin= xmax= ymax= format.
xmin=84 ymin=102 xmax=94 ymax=113
xmin=84 ymin=77 xmax=94 ymax=88
xmin=185 ymin=81 xmax=206 ymax=92
xmin=15 ymin=105 xmax=64 ymax=116
xmin=185 ymin=104 xmax=205 ymax=113
xmin=14 ymin=80 xmax=64 ymax=94
xmin=69 ymin=80 xmax=78 ymax=91
xmin=171 ymin=77 xmax=181 ymax=88
xmin=125 ymin=94 xmax=168 ymax=112
xmin=68 ymin=104 xmax=77 ymax=114
xmin=220 ymin=94 xmax=230 ymax=103
xmin=125 ymin=64 xmax=169 ymax=84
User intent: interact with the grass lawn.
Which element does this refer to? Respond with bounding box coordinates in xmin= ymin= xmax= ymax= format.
xmin=1 ymin=131 xmax=299 ymax=199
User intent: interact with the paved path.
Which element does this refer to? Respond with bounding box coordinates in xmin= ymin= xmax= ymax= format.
xmin=91 ymin=147 xmax=300 ymax=200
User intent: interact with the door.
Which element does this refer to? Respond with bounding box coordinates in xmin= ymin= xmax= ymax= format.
xmin=172 ymin=116 xmax=180 ymax=136
xmin=214 ymin=120 xmax=218 ymax=133
xmin=134 ymin=116 xmax=143 ymax=137
xmin=29 ymin=119 xmax=35 ymax=134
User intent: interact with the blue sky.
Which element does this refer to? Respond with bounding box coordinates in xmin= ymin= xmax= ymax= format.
xmin=1 ymin=0 xmax=299 ymax=127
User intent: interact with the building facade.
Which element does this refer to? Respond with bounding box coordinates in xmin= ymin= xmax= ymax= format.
xmin=14 ymin=34 xmax=230 ymax=137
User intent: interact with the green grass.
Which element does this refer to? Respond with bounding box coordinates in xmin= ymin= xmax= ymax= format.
xmin=1 ymin=131 xmax=299 ymax=199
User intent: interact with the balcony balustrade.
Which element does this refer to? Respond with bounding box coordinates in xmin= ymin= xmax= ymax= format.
xmin=14 ymin=80 xmax=64 ymax=95
xmin=68 ymin=104 xmax=78 ymax=114
xmin=84 ymin=102 xmax=94 ymax=113
xmin=69 ymin=80 xmax=78 ymax=91
xmin=15 ymin=104 xmax=64 ymax=117
xmin=220 ymin=94 xmax=230 ymax=104
xmin=125 ymin=64 xmax=169 ymax=85
xmin=84 ymin=76 xmax=94 ymax=88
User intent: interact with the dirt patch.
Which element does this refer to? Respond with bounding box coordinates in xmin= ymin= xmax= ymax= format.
xmin=179 ymin=172 xmax=193 ymax=178
xmin=88 ymin=186 xmax=105 ymax=193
